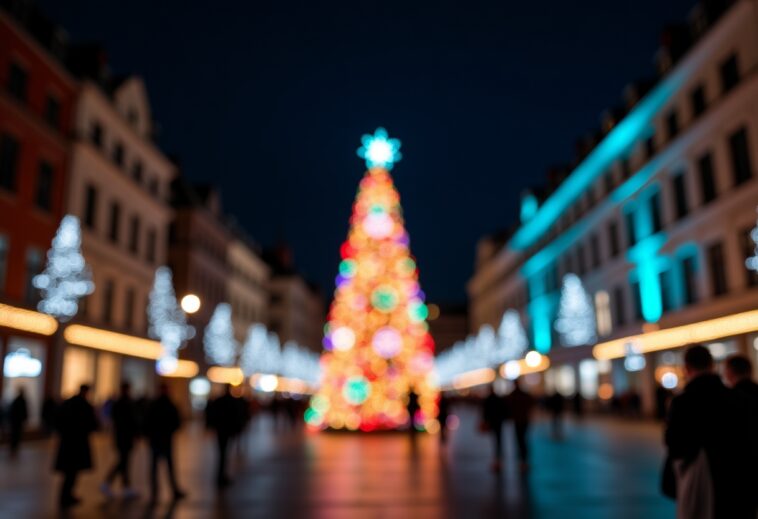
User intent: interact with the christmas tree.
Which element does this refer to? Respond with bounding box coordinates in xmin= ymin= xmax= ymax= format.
xmin=495 ymin=309 xmax=528 ymax=363
xmin=148 ymin=267 xmax=194 ymax=373
xmin=203 ymin=303 xmax=238 ymax=366
xmin=33 ymin=215 xmax=94 ymax=321
xmin=554 ymin=273 xmax=597 ymax=347
xmin=306 ymin=128 xmax=437 ymax=432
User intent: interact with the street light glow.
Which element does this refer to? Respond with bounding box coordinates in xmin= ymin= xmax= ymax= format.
xmin=181 ymin=294 xmax=201 ymax=314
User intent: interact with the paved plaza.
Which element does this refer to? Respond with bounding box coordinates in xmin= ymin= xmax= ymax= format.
xmin=0 ymin=408 xmax=674 ymax=519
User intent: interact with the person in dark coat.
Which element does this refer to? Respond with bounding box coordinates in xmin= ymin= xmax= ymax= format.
xmin=206 ymin=384 xmax=242 ymax=488
xmin=545 ymin=392 xmax=565 ymax=439
xmin=664 ymin=345 xmax=757 ymax=518
xmin=481 ymin=386 xmax=508 ymax=472
xmin=144 ymin=384 xmax=185 ymax=503
xmin=8 ymin=388 xmax=28 ymax=458
xmin=507 ymin=379 xmax=535 ymax=470
xmin=437 ymin=394 xmax=451 ymax=444
xmin=54 ymin=384 xmax=98 ymax=508
xmin=724 ymin=354 xmax=758 ymax=400
xmin=406 ymin=389 xmax=420 ymax=434
xmin=101 ymin=382 xmax=139 ymax=498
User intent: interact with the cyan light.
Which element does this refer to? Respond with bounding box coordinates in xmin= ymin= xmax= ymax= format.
xmin=357 ymin=127 xmax=402 ymax=170
xmin=520 ymin=193 xmax=539 ymax=224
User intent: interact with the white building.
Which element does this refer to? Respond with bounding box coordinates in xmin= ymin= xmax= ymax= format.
xmin=63 ymin=76 xmax=175 ymax=400
xmin=468 ymin=0 xmax=758 ymax=414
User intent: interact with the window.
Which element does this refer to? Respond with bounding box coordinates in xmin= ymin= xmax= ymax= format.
xmin=35 ymin=161 xmax=54 ymax=211
xmin=697 ymin=152 xmax=717 ymax=204
xmin=666 ymin=110 xmax=679 ymax=141
xmin=645 ymin=136 xmax=656 ymax=160
xmin=729 ymin=127 xmax=752 ymax=186
xmin=707 ymin=242 xmax=728 ymax=297
xmin=7 ymin=62 xmax=27 ymax=102
xmin=0 ymin=235 xmax=8 ymax=293
xmin=24 ymin=248 xmax=43 ymax=305
xmin=595 ymin=291 xmax=612 ymax=337
xmin=604 ymin=171 xmax=614 ymax=195
xmin=608 ymin=221 xmax=620 ymax=258
xmin=112 ymin=142 xmax=124 ymax=167
xmin=630 ymin=281 xmax=643 ymax=321
xmin=90 ymin=122 xmax=103 ymax=148
xmin=44 ymin=95 xmax=61 ymax=130
xmin=148 ymin=178 xmax=159 ymax=198
xmin=660 ymin=269 xmax=673 ymax=313
xmin=108 ymin=202 xmax=121 ymax=243
xmin=624 ymin=211 xmax=637 ymax=248
xmin=690 ymin=85 xmax=706 ymax=117
xmin=124 ymin=287 xmax=135 ymax=330
xmin=681 ymin=255 xmax=698 ymax=305
xmin=83 ymin=184 xmax=98 ymax=229
xmin=146 ymin=228 xmax=157 ymax=264
xmin=649 ymin=191 xmax=663 ymax=234
xmin=612 ymin=285 xmax=626 ymax=327
xmin=620 ymin=158 xmax=631 ymax=179
xmin=132 ymin=161 xmax=143 ymax=183
xmin=128 ymin=216 xmax=140 ymax=254
xmin=590 ymin=233 xmax=601 ymax=268
xmin=720 ymin=53 xmax=739 ymax=93
xmin=103 ymin=279 xmax=115 ymax=324
xmin=0 ymin=134 xmax=20 ymax=192
xmin=672 ymin=171 xmax=689 ymax=219
xmin=576 ymin=244 xmax=586 ymax=276
xmin=741 ymin=227 xmax=758 ymax=287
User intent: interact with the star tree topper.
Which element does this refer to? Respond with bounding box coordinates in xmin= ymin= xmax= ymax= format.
xmin=357 ymin=127 xmax=402 ymax=170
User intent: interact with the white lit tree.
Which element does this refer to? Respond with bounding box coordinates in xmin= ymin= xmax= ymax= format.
xmin=240 ymin=323 xmax=269 ymax=376
xmin=555 ymin=273 xmax=597 ymax=347
xmin=746 ymin=209 xmax=758 ymax=272
xmin=495 ymin=309 xmax=528 ymax=363
xmin=203 ymin=303 xmax=237 ymax=366
xmin=148 ymin=267 xmax=194 ymax=372
xmin=33 ymin=215 xmax=94 ymax=321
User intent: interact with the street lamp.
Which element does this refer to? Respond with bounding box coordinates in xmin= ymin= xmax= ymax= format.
xmin=181 ymin=294 xmax=201 ymax=314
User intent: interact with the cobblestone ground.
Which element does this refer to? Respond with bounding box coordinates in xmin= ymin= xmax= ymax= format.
xmin=0 ymin=407 xmax=674 ymax=518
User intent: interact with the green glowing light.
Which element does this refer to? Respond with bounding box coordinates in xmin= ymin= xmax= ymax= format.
xmin=342 ymin=376 xmax=371 ymax=405
xmin=371 ymin=286 xmax=398 ymax=312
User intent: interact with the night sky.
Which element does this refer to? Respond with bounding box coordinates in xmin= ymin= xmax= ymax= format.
xmin=40 ymin=0 xmax=694 ymax=304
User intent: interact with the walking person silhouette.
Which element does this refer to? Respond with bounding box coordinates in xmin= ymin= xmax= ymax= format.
xmin=101 ymin=382 xmax=140 ymax=499
xmin=144 ymin=384 xmax=186 ymax=504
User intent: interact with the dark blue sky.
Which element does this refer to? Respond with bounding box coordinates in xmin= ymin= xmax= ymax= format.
xmin=41 ymin=0 xmax=694 ymax=304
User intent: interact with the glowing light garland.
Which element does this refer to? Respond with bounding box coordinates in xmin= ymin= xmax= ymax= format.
xmin=555 ymin=274 xmax=597 ymax=347
xmin=147 ymin=267 xmax=194 ymax=371
xmin=33 ymin=215 xmax=94 ymax=321
xmin=309 ymin=130 xmax=437 ymax=431
xmin=203 ymin=303 xmax=238 ymax=366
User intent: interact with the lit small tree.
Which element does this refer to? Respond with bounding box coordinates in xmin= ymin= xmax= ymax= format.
xmin=203 ymin=303 xmax=238 ymax=366
xmin=33 ymin=215 xmax=94 ymax=321
xmin=495 ymin=309 xmax=528 ymax=363
xmin=148 ymin=267 xmax=194 ymax=372
xmin=555 ymin=274 xmax=597 ymax=347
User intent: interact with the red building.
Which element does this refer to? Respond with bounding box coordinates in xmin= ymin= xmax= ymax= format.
xmin=0 ymin=6 xmax=76 ymax=424
xmin=0 ymin=8 xmax=74 ymax=304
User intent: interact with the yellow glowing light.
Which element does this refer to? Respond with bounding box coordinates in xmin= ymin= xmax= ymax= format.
xmin=65 ymin=325 xmax=164 ymax=359
xmin=498 ymin=353 xmax=550 ymax=379
xmin=163 ymin=360 xmax=199 ymax=378
xmin=592 ymin=310 xmax=758 ymax=361
xmin=524 ymin=351 xmax=542 ymax=368
xmin=0 ymin=304 xmax=58 ymax=336
xmin=451 ymin=368 xmax=496 ymax=390
xmin=207 ymin=366 xmax=244 ymax=386
xmin=180 ymin=294 xmax=201 ymax=314
xmin=63 ymin=324 xmax=198 ymax=377
xmin=598 ymin=383 xmax=614 ymax=400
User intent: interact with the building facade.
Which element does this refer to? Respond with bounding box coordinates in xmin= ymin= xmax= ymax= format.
xmin=0 ymin=7 xmax=75 ymax=424
xmin=168 ymin=181 xmax=232 ymax=367
xmin=227 ymin=228 xmax=270 ymax=344
xmin=64 ymin=74 xmax=175 ymax=401
xmin=469 ymin=0 xmax=758 ymax=413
